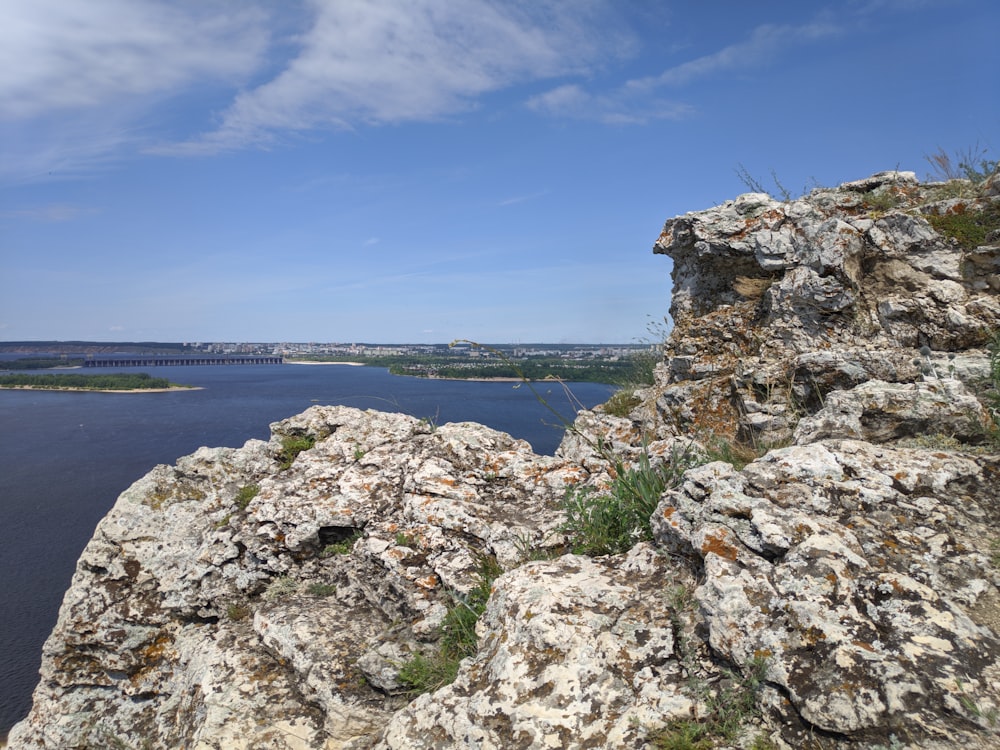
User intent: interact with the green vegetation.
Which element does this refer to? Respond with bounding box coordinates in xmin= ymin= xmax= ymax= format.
xmin=235 ymin=484 xmax=259 ymax=509
xmin=264 ymin=576 xmax=298 ymax=600
xmin=651 ymin=656 xmax=770 ymax=749
xmin=320 ymin=530 xmax=363 ymax=557
xmin=390 ymin=356 xmax=652 ymax=384
xmin=288 ymin=349 xmax=655 ymax=385
xmin=226 ymin=603 xmax=250 ymax=621
xmin=397 ymin=556 xmax=503 ymax=695
xmin=277 ymin=434 xmax=316 ymax=470
xmin=926 ymin=202 xmax=1000 ymax=250
xmin=0 ymin=372 xmax=183 ymax=390
xmin=395 ymin=531 xmax=420 ymax=548
xmin=988 ymin=331 xmax=1000 ymax=422
xmin=562 ymin=448 xmax=698 ymax=556
xmin=2 ymin=356 xmax=85 ymax=369
xmin=306 ymin=582 xmax=337 ymax=597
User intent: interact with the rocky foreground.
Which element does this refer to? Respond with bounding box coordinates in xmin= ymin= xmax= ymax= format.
xmin=10 ymin=171 xmax=1000 ymax=749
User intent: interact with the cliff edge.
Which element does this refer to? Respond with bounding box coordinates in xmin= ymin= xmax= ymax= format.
xmin=9 ymin=171 xmax=1000 ymax=749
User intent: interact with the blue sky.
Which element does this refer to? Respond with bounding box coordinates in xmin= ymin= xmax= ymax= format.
xmin=1 ymin=0 xmax=997 ymax=344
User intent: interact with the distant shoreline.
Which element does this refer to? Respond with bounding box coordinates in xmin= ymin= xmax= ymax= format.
xmin=0 ymin=385 xmax=202 ymax=394
xmin=285 ymin=360 xmax=366 ymax=366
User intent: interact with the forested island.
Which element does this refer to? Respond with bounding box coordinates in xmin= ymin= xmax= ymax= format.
xmin=288 ymin=352 xmax=657 ymax=385
xmin=0 ymin=372 xmax=193 ymax=392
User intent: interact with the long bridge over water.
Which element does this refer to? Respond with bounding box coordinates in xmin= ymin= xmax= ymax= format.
xmin=83 ymin=355 xmax=284 ymax=367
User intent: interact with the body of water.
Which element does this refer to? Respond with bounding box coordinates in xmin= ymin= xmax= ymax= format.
xmin=0 ymin=361 xmax=614 ymax=735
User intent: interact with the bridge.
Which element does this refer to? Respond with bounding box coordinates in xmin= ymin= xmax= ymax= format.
xmin=83 ymin=355 xmax=284 ymax=367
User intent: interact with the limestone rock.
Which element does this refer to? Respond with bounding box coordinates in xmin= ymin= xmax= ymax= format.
xmin=652 ymin=442 xmax=1000 ymax=743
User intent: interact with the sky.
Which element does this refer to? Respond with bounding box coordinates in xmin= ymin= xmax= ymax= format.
xmin=1 ymin=0 xmax=997 ymax=344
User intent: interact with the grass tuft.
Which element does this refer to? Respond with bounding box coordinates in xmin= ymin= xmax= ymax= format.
xmin=397 ymin=556 xmax=502 ymax=695
xmin=562 ymin=447 xmax=699 ymax=556
xmin=277 ymin=434 xmax=316 ymax=470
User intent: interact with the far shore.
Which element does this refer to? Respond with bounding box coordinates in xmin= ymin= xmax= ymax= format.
xmin=285 ymin=360 xmax=366 ymax=366
xmin=0 ymin=385 xmax=202 ymax=394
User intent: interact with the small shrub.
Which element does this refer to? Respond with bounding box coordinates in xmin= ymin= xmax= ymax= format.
xmin=653 ymin=720 xmax=711 ymax=750
xmin=226 ymin=603 xmax=250 ymax=621
xmin=320 ymin=530 xmax=363 ymax=557
xmin=306 ymin=582 xmax=337 ymax=597
xmin=235 ymin=483 xmax=259 ymax=509
xmin=353 ymin=445 xmax=366 ymax=460
xmin=277 ymin=434 xmax=316 ymax=470
xmin=394 ymin=532 xmax=419 ymax=548
xmin=603 ymin=387 xmax=642 ymax=417
xmin=703 ymin=436 xmax=765 ymax=471
xmin=926 ymin=203 xmax=1000 ymax=250
xmin=264 ymin=576 xmax=298 ymax=600
xmin=925 ymin=145 xmax=999 ymax=184
xmin=651 ymin=656 xmax=769 ymax=749
xmin=396 ymin=652 xmax=459 ymax=695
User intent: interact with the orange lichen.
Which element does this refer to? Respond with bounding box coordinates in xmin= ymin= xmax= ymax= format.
xmin=414 ymin=574 xmax=439 ymax=590
xmin=701 ymin=530 xmax=739 ymax=561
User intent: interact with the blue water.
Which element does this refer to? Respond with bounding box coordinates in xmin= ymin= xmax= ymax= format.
xmin=0 ymin=363 xmax=614 ymax=735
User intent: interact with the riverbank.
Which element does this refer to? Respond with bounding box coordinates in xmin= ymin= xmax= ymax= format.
xmin=285 ymin=360 xmax=366 ymax=366
xmin=0 ymin=385 xmax=202 ymax=393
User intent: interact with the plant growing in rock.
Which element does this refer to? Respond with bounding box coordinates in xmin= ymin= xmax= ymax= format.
xmin=394 ymin=531 xmax=419 ymax=548
xmin=320 ymin=530 xmax=363 ymax=557
xmin=263 ymin=576 xmax=298 ymax=600
xmin=277 ymin=434 xmax=316 ymax=470
xmin=226 ymin=602 xmax=250 ymax=621
xmin=925 ymin=144 xmax=999 ymax=184
xmin=235 ymin=483 xmax=259 ymax=509
xmin=397 ymin=556 xmax=503 ymax=695
xmin=306 ymin=582 xmax=337 ymax=597
xmin=926 ymin=202 xmax=1000 ymax=250
xmin=651 ymin=656 xmax=770 ymax=750
xmin=561 ymin=447 xmax=697 ymax=556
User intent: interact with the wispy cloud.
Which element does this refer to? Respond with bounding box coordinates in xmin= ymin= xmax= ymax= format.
xmin=163 ymin=0 xmax=632 ymax=153
xmin=0 ymin=0 xmax=268 ymax=121
xmin=628 ymin=21 xmax=841 ymax=91
xmin=0 ymin=204 xmax=98 ymax=222
xmin=528 ymin=19 xmax=839 ymax=124
xmin=525 ymin=83 xmax=693 ymax=124
xmin=497 ymin=190 xmax=550 ymax=207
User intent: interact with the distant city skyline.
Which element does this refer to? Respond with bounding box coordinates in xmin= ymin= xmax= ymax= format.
xmin=2 ymin=1 xmax=998 ymax=343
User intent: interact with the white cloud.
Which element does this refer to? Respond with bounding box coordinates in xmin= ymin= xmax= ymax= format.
xmin=0 ymin=0 xmax=268 ymax=121
xmin=167 ymin=0 xmax=632 ymax=153
xmin=629 ymin=21 xmax=841 ymax=91
xmin=529 ymin=19 xmax=839 ymax=124
xmin=525 ymin=83 xmax=693 ymax=125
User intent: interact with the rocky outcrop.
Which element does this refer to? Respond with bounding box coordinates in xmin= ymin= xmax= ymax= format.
xmin=10 ymin=172 xmax=1000 ymax=749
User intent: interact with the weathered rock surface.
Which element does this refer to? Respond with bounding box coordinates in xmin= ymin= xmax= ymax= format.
xmin=10 ymin=172 xmax=1000 ymax=749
